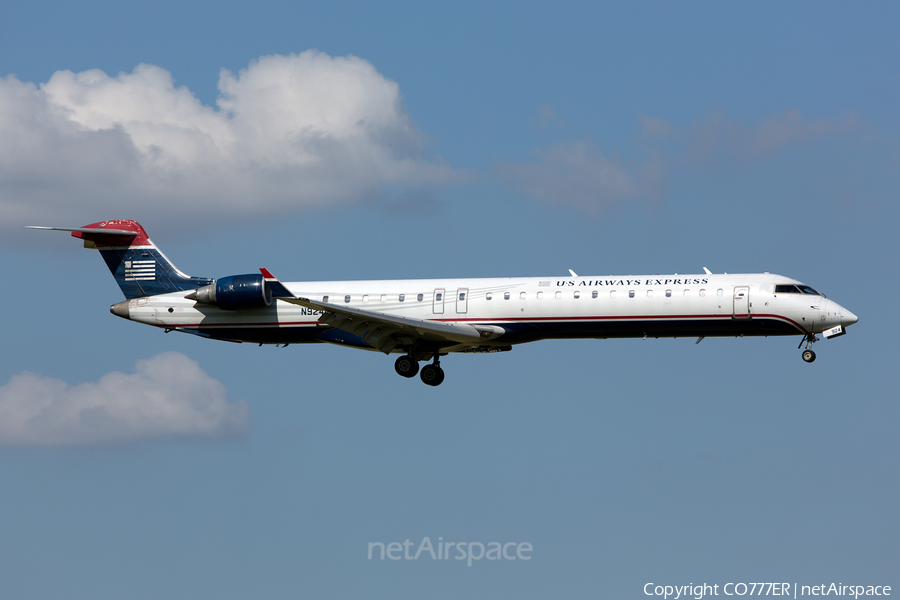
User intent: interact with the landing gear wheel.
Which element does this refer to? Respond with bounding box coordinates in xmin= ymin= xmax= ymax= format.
xmin=802 ymin=350 xmax=816 ymax=363
xmin=394 ymin=355 xmax=419 ymax=378
xmin=420 ymin=364 xmax=445 ymax=386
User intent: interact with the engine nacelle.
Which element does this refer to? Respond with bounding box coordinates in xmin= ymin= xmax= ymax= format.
xmin=186 ymin=274 xmax=273 ymax=310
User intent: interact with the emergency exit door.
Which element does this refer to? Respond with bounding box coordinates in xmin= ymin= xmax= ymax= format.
xmin=456 ymin=288 xmax=468 ymax=314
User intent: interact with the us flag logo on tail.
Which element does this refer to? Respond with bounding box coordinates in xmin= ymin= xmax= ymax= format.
xmin=125 ymin=260 xmax=156 ymax=281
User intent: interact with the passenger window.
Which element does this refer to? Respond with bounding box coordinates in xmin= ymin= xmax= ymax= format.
xmin=417 ymin=293 xmax=423 ymax=301
xmin=323 ymin=295 xmax=329 ymax=302
xmin=344 ymin=295 xmax=351 ymax=303
xmin=555 ymin=291 xmax=561 ymax=299
xmin=610 ymin=290 xmax=617 ymax=298
xmin=628 ymin=290 xmax=635 ymax=298
xmin=399 ymin=294 xmax=405 ymax=302
xmin=362 ymin=295 xmax=369 ymax=303
xmin=380 ymin=294 xmax=386 ymax=302
xmin=537 ymin=291 xmax=544 ymax=299
xmin=519 ymin=292 xmax=526 ymax=300
xmin=683 ymin=289 xmax=690 ymax=297
xmin=504 ymin=292 xmax=510 ymax=300
xmin=717 ymin=288 xmax=723 ymax=296
xmin=592 ymin=290 xmax=598 ymax=299
xmin=665 ymin=289 xmax=672 ymax=297
xmin=486 ymin=292 xmax=493 ymax=300
xmin=435 ymin=293 xmax=442 ymax=301
xmin=699 ymin=289 xmax=706 ymax=297
xmin=647 ymin=289 xmax=653 ymax=298
xmin=459 ymin=292 xmax=466 ymax=301
xmin=574 ymin=291 xmax=580 ymax=299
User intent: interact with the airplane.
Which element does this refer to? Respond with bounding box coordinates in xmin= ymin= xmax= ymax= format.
xmin=30 ymin=220 xmax=858 ymax=386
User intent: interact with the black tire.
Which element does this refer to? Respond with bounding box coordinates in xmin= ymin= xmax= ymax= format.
xmin=394 ymin=355 xmax=419 ymax=378
xmin=420 ymin=364 xmax=444 ymax=386
xmin=802 ymin=350 xmax=816 ymax=363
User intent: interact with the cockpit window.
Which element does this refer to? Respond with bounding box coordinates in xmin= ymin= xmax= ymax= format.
xmin=775 ymin=284 xmax=822 ymax=296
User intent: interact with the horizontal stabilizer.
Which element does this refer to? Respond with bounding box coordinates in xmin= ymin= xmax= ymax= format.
xmin=28 ymin=221 xmax=148 ymax=248
xmin=27 ymin=226 xmax=137 ymax=236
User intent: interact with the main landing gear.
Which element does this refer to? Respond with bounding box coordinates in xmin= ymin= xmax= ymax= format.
xmin=799 ymin=332 xmax=818 ymax=363
xmin=420 ymin=362 xmax=445 ymax=387
xmin=394 ymin=353 xmax=445 ymax=386
xmin=394 ymin=355 xmax=419 ymax=378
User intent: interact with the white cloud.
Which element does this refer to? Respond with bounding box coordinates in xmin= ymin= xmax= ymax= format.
xmin=496 ymin=141 xmax=637 ymax=215
xmin=0 ymin=51 xmax=459 ymax=229
xmin=0 ymin=352 xmax=250 ymax=447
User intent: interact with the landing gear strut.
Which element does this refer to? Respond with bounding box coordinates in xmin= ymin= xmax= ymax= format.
xmin=394 ymin=354 xmax=419 ymax=378
xmin=799 ymin=332 xmax=818 ymax=363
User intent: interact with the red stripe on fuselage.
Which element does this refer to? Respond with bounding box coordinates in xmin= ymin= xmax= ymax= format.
xmin=435 ymin=312 xmax=805 ymax=329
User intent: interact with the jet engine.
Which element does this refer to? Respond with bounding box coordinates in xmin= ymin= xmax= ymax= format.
xmin=186 ymin=274 xmax=273 ymax=310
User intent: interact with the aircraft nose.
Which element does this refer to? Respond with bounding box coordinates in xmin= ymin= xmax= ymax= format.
xmin=841 ymin=307 xmax=859 ymax=327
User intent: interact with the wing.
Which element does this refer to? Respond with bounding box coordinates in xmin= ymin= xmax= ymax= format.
xmin=260 ymin=269 xmax=505 ymax=354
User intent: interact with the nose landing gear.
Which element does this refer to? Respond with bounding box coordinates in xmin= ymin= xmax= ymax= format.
xmin=799 ymin=332 xmax=818 ymax=363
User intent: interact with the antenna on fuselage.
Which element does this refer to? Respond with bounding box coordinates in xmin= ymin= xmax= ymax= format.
xmin=568 ymin=269 xmax=578 ymax=277
xmin=703 ymin=267 xmax=712 ymax=275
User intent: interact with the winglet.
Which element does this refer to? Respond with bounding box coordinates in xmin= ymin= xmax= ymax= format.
xmin=260 ymin=268 xmax=294 ymax=298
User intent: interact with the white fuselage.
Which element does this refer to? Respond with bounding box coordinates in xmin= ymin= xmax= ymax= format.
xmin=118 ymin=272 xmax=857 ymax=351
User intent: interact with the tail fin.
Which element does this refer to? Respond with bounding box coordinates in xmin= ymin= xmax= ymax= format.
xmin=30 ymin=220 xmax=212 ymax=299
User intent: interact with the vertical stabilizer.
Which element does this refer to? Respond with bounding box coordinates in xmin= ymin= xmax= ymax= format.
xmin=75 ymin=220 xmax=212 ymax=299
xmin=30 ymin=220 xmax=212 ymax=299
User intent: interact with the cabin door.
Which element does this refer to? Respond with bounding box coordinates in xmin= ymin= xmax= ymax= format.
xmin=733 ymin=286 xmax=751 ymax=319
xmin=433 ymin=288 xmax=445 ymax=314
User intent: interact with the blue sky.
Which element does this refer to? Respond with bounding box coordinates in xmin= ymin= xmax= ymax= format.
xmin=1 ymin=2 xmax=898 ymax=598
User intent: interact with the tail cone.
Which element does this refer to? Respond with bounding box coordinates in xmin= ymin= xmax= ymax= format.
xmin=110 ymin=301 xmax=131 ymax=320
